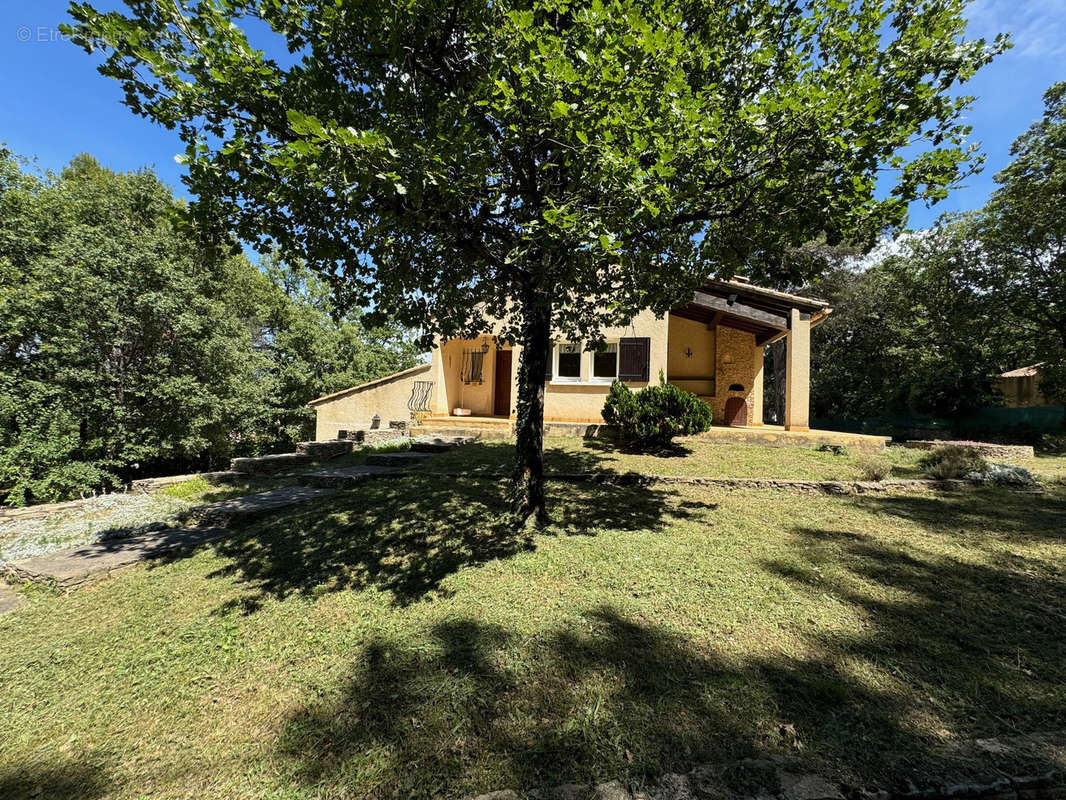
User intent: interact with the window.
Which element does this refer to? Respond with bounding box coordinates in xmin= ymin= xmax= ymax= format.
xmin=592 ymin=343 xmax=618 ymax=381
xmin=556 ymin=343 xmax=581 ymax=381
xmin=461 ymin=348 xmax=486 ymax=384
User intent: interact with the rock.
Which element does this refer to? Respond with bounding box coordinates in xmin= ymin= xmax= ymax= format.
xmin=592 ymin=781 xmax=633 ymax=800
xmin=471 ymin=792 xmax=521 ymax=800
xmin=779 ymin=772 xmax=845 ymax=800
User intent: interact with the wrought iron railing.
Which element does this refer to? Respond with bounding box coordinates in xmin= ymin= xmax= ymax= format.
xmin=408 ymin=380 xmax=434 ymax=412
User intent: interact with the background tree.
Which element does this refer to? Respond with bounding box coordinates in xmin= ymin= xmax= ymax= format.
xmin=0 ymin=153 xmax=269 ymax=503
xmin=0 ymin=152 xmax=418 ymax=505
xmin=807 ymin=219 xmax=1030 ymax=423
xmin=67 ymin=0 xmax=1004 ymax=520
xmin=255 ymin=251 xmax=420 ymax=444
xmin=973 ymin=81 xmax=1066 ymax=411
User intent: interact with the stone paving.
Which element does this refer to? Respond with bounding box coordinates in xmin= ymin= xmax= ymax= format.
xmin=177 ymin=485 xmax=336 ymax=526
xmin=0 ymin=582 xmax=24 ymax=614
xmin=3 ymin=526 xmax=230 ymax=589
xmin=302 ymin=464 xmax=403 ymax=488
xmin=2 ymin=486 xmax=336 ymax=595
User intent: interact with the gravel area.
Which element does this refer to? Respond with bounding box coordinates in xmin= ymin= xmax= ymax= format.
xmin=0 ymin=491 xmax=201 ymax=566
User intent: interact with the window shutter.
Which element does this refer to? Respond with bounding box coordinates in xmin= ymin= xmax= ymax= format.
xmin=545 ymin=342 xmax=554 ymax=381
xmin=618 ymin=337 xmax=650 ymax=382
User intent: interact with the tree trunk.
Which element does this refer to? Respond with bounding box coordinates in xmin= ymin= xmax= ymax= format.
xmin=511 ymin=297 xmax=551 ymax=523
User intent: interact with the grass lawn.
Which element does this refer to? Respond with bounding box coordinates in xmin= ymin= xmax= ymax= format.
xmin=2 ymin=474 xmax=1064 ymax=799
xmin=422 ymin=437 xmax=1066 ymax=482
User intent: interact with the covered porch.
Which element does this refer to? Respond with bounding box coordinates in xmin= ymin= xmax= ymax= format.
xmin=668 ymin=278 xmax=831 ymax=432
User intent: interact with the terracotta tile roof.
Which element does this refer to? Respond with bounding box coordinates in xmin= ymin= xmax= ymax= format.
xmin=1000 ymin=363 xmax=1044 ymax=378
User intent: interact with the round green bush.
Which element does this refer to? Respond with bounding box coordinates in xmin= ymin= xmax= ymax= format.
xmin=602 ymin=374 xmax=713 ymax=449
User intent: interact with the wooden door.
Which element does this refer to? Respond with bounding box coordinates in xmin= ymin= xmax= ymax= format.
xmin=724 ymin=396 xmax=748 ymax=427
xmin=493 ymin=350 xmax=513 ymax=417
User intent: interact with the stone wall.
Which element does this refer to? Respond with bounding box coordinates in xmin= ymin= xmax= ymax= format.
xmin=902 ymin=440 xmax=1035 ymax=460
xmin=714 ymin=326 xmax=759 ymax=424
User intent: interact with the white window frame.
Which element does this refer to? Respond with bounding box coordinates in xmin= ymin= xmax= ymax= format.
xmin=589 ymin=341 xmax=619 ymax=384
xmin=553 ymin=342 xmax=583 ymax=383
xmin=550 ymin=340 xmax=621 ymax=385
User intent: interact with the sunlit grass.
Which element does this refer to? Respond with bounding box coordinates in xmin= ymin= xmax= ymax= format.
xmin=1 ymin=477 xmax=1063 ymax=799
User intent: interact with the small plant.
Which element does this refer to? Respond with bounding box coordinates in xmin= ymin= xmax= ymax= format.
xmin=919 ymin=445 xmax=989 ymax=480
xmin=857 ymin=455 xmax=891 ymax=481
xmin=158 ymin=476 xmax=212 ymax=500
xmin=974 ymin=463 xmax=1037 ymax=486
xmin=1039 ymin=432 xmax=1066 ymax=455
xmin=817 ymin=444 xmax=847 ymax=456
xmin=602 ymin=373 xmax=713 ymax=449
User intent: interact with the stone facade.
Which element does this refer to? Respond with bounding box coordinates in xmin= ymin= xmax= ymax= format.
xmin=713 ymin=325 xmax=760 ymax=425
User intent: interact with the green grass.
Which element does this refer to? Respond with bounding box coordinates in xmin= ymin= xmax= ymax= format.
xmin=158 ymin=475 xmax=298 ymax=503
xmin=1 ymin=475 xmax=1064 ymax=799
xmin=424 ymin=437 xmax=929 ymax=480
xmin=423 ymin=438 xmax=1066 ymax=484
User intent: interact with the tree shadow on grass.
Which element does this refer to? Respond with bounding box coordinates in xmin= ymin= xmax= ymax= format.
xmin=269 ymin=488 xmax=1066 ymax=796
xmin=175 ymin=466 xmax=698 ymax=612
xmin=853 ymin=485 xmax=1066 ymax=547
xmin=275 ymin=591 xmax=1066 ymax=797
xmin=0 ymin=758 xmax=112 ymax=800
xmin=575 ymin=437 xmax=695 ymax=459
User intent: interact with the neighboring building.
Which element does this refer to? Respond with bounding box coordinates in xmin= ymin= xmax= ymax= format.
xmin=996 ymin=364 xmax=1050 ymax=407
xmin=310 ymin=277 xmax=831 ymax=440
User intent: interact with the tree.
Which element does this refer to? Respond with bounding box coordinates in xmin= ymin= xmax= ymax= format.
xmin=0 ymin=153 xmax=270 ymax=504
xmin=255 ymin=252 xmax=420 ymax=444
xmin=974 ymin=81 xmax=1066 ymax=411
xmin=67 ymin=0 xmax=1004 ymax=520
xmin=808 ymin=219 xmax=1028 ymax=422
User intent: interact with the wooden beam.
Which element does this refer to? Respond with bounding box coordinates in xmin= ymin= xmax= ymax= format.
xmin=692 ymin=291 xmax=788 ymax=330
xmin=756 ymin=330 xmax=786 ymax=347
xmin=705 ymin=310 xmax=723 ymax=330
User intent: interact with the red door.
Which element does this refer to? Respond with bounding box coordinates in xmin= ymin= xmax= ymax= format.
xmin=723 ymin=397 xmax=748 ymax=427
xmin=493 ymin=350 xmax=513 ymax=417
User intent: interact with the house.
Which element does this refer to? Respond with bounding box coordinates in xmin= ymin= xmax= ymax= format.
xmin=310 ymin=277 xmax=833 ymax=441
xmin=996 ymin=364 xmax=1050 ymax=407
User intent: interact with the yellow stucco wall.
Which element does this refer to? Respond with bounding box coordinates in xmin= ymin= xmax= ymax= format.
xmin=426 ymin=311 xmax=773 ymax=425
xmin=542 ymin=309 xmax=669 ymax=422
xmin=997 ymin=374 xmax=1049 ymax=407
xmin=311 ymin=364 xmax=431 ymax=441
xmin=433 ymin=336 xmax=515 ymax=417
xmin=666 ymin=315 xmax=716 ymax=398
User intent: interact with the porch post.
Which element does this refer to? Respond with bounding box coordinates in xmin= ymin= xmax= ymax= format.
xmin=784 ymin=309 xmax=811 ymax=431
xmin=750 ymin=343 xmax=764 ymax=426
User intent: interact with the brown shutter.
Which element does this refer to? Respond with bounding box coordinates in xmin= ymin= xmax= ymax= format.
xmin=618 ymin=337 xmax=650 ymax=382
xmin=545 ymin=342 xmax=554 ymax=381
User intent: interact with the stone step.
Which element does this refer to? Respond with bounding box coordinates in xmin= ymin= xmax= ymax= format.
xmin=3 ymin=526 xmax=231 ymax=590
xmin=410 ymin=435 xmax=477 ymax=454
xmin=229 ymin=452 xmax=314 ymax=475
xmin=301 ymin=465 xmax=403 ymax=488
xmin=364 ymin=451 xmax=436 ymax=467
xmin=410 ymin=426 xmax=507 ymax=440
xmin=177 ymin=486 xmax=336 ymax=526
xmin=295 ymin=440 xmax=355 ymax=460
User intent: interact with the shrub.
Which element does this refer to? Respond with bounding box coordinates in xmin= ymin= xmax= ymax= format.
xmin=919 ymin=445 xmax=989 ymax=480
xmin=1039 ymin=432 xmax=1066 ymax=455
xmin=976 ymin=463 xmax=1037 ymax=486
xmin=602 ymin=374 xmax=713 ymax=449
xmin=857 ymin=455 xmax=891 ymax=481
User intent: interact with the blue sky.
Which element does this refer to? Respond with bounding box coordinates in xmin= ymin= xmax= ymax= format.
xmin=2 ymin=0 xmax=1064 ymax=232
